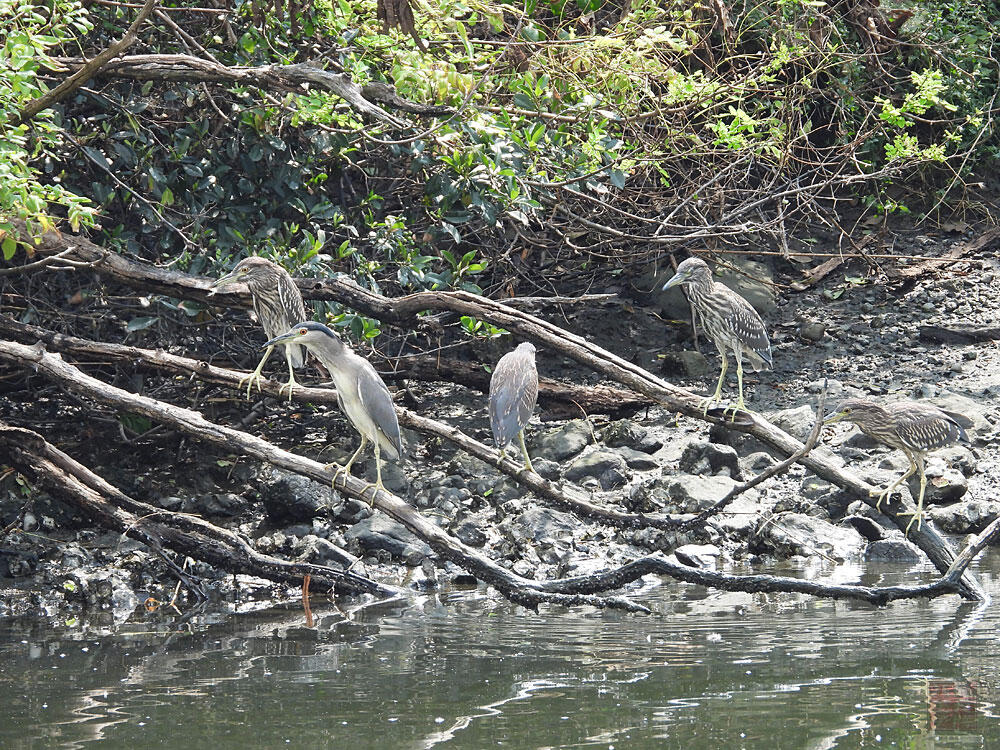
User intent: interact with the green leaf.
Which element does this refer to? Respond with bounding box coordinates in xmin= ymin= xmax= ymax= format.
xmin=2 ymin=237 xmax=17 ymax=261
xmin=126 ymin=316 xmax=159 ymax=332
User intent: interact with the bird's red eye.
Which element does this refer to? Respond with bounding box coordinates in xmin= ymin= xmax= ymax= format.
xmin=299 ymin=327 xmax=307 ymax=335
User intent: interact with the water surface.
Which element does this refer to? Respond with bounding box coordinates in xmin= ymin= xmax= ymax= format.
xmin=2 ymin=554 xmax=1000 ymax=749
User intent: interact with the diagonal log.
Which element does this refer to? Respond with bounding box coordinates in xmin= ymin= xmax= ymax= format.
xmin=20 ymin=226 xmax=986 ymax=599
xmin=0 ymin=339 xmax=648 ymax=613
xmin=0 ymin=423 xmax=394 ymax=597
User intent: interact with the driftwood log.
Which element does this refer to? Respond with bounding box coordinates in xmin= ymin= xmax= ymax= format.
xmin=0 ymin=423 xmax=394 ymax=597
xmin=19 ymin=226 xmax=985 ymax=600
xmin=2 ymin=338 xmax=994 ymax=607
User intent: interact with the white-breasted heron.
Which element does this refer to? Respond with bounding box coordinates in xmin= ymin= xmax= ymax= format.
xmin=662 ymin=256 xmax=772 ymax=416
xmin=210 ymin=256 xmax=307 ymax=401
xmin=489 ymin=342 xmax=538 ymax=472
xmin=824 ymin=398 xmax=972 ymax=533
xmin=264 ymin=322 xmax=403 ymax=502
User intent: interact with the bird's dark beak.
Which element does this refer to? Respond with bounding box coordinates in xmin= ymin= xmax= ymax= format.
xmin=662 ymin=272 xmax=684 ymax=291
xmin=263 ymin=331 xmax=297 ymax=349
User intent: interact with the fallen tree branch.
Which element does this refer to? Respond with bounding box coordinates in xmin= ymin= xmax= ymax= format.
xmin=919 ymin=324 xmax=1000 ymax=345
xmin=21 ymin=226 xmax=985 ymax=599
xmin=49 ymin=55 xmax=454 ymax=124
xmin=0 ymin=316 xmax=688 ymax=534
xmin=0 ymin=339 xmax=649 ymax=613
xmin=18 ymin=0 xmax=156 ymax=123
xmin=0 ymin=423 xmax=394 ymax=598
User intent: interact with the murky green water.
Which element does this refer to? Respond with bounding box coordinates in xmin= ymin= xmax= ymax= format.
xmin=3 ymin=554 xmax=1000 ymax=749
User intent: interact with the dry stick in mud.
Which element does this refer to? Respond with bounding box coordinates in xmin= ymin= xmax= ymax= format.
xmin=0 ymin=340 xmax=649 ymax=614
xmin=0 ymin=423 xmax=393 ymax=598
xmin=21 ymin=230 xmax=985 ymax=599
xmin=3 ymin=339 xmax=995 ymax=608
xmin=0 ymin=316 xmax=782 ymax=535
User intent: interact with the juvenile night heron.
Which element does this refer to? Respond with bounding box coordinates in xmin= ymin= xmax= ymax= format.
xmin=489 ymin=342 xmax=538 ymax=472
xmin=662 ymin=256 xmax=772 ymax=415
xmin=264 ymin=322 xmax=403 ymax=501
xmin=210 ymin=256 xmax=307 ymax=400
xmin=824 ymin=398 xmax=972 ymax=533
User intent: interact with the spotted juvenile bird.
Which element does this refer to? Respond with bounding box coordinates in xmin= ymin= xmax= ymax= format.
xmin=662 ymin=256 xmax=772 ymax=416
xmin=210 ymin=256 xmax=307 ymax=401
xmin=264 ymin=322 xmax=403 ymax=502
xmin=824 ymin=398 xmax=972 ymax=534
xmin=489 ymin=342 xmax=538 ymax=472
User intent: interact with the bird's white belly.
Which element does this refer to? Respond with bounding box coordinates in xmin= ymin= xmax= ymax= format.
xmin=331 ymin=371 xmax=379 ymax=442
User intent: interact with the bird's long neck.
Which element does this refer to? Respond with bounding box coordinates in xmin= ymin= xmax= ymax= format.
xmin=684 ymin=277 xmax=718 ymax=305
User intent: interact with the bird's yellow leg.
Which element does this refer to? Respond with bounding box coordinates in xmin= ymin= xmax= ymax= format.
xmin=327 ymin=435 xmax=367 ymax=490
xmin=699 ymin=352 xmax=727 ymax=415
xmin=238 ymin=346 xmax=273 ymax=400
xmin=359 ymin=440 xmax=384 ymax=507
xmin=724 ymin=357 xmax=748 ymax=422
xmin=900 ymin=457 xmax=927 ymax=535
xmin=872 ymin=457 xmax=917 ymax=510
xmin=518 ymin=430 xmax=535 ymax=473
xmin=278 ymin=345 xmax=299 ymax=402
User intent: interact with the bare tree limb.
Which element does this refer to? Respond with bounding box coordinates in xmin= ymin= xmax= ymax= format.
xmin=18 ymin=0 xmax=157 ymax=124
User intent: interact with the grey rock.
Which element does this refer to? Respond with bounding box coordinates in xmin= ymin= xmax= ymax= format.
xmin=532 ymin=458 xmax=562 ymax=481
xmin=599 ymin=465 xmax=629 ymax=491
xmin=799 ymin=322 xmax=827 ymax=342
xmin=865 ymin=539 xmax=923 ymax=563
xmin=259 ymin=472 xmax=337 ymax=524
xmin=531 ymin=420 xmax=591 ymax=462
xmin=928 ymin=498 xmax=1000 ymax=534
xmin=408 ymin=564 xmax=438 ymax=591
xmin=679 ymin=440 xmax=741 ymax=478
xmin=660 ymin=350 xmax=711 ymax=378
xmin=191 ymin=492 xmax=244 ymax=518
xmin=344 ymin=516 xmax=432 ymax=564
xmin=602 ymin=420 xmax=663 ymax=453
xmin=509 ymin=506 xmax=579 ymax=545
xmin=769 ymin=405 xmax=818 ymax=441
xmin=301 ymin=535 xmax=357 ymax=567
xmin=909 ymin=462 xmax=967 ymax=505
xmin=156 ymin=495 xmax=184 ymax=512
xmin=674 ymin=543 xmax=722 ymax=568
xmin=643 ymin=474 xmax=736 ymax=513
xmin=453 ymin=520 xmax=487 ymax=547
xmin=617 ymin=447 xmax=660 ymax=471
xmin=741 ymin=451 xmax=776 ymax=473
xmin=844 ymin=431 xmax=880 ymax=450
xmin=564 ymin=448 xmax=629 ymax=483
xmin=758 ymin=513 xmax=866 ymax=561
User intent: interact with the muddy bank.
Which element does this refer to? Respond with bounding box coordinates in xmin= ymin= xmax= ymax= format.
xmin=1 ymin=226 xmax=998 ymax=619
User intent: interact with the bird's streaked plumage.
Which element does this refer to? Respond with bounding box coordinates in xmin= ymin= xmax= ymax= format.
xmin=489 ymin=342 xmax=538 ymax=471
xmin=824 ymin=398 xmax=972 ymax=533
xmin=211 ymin=256 xmax=307 ymax=399
xmin=662 ymin=256 xmax=771 ymax=413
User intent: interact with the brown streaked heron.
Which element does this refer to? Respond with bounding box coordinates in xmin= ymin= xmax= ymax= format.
xmin=489 ymin=342 xmax=538 ymax=472
xmin=210 ymin=256 xmax=307 ymax=401
xmin=662 ymin=256 xmax=772 ymax=416
xmin=824 ymin=398 xmax=972 ymax=534
xmin=264 ymin=321 xmax=403 ymax=502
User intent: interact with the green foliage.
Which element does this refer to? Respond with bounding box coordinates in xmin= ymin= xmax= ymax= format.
xmin=0 ymin=0 xmax=96 ymax=242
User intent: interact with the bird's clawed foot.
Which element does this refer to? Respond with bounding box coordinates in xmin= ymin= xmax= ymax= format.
xmin=278 ymin=373 xmax=299 ymax=402
xmin=238 ymin=370 xmax=265 ymax=400
xmin=900 ymin=509 xmax=924 ymax=535
xmin=871 ymin=487 xmax=895 ymax=510
xmin=358 ymin=478 xmax=385 ymax=507
xmin=722 ymin=397 xmax=749 ymax=423
xmin=698 ymin=394 xmax=723 ymax=416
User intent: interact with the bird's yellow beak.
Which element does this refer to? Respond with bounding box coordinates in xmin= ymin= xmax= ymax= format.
xmin=662 ymin=271 xmax=685 ymax=291
xmin=208 ymin=269 xmax=241 ymax=296
xmin=823 ymin=410 xmax=846 ymax=424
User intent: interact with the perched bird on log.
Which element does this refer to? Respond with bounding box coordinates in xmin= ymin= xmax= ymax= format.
xmin=489 ymin=342 xmax=538 ymax=472
xmin=210 ymin=256 xmax=307 ymax=401
xmin=824 ymin=398 xmax=973 ymax=533
xmin=662 ymin=256 xmax=772 ymax=416
xmin=264 ymin=322 xmax=402 ymax=502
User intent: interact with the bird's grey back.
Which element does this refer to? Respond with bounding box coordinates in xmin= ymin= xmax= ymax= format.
xmin=353 ymin=355 xmax=403 ymax=461
xmin=489 ymin=344 xmax=538 ymax=448
xmin=891 ymin=402 xmax=971 ymax=452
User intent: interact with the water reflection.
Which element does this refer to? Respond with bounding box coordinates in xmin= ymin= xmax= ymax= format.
xmin=2 ymin=555 xmax=1000 ymax=749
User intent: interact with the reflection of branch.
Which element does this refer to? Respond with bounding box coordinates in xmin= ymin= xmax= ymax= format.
xmin=18 ymin=0 xmax=156 ymax=124
xmin=682 ymin=383 xmax=828 ymax=529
